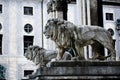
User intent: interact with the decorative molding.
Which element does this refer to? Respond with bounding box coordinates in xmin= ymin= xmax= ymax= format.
xmin=102 ymin=1 xmax=120 ymax=6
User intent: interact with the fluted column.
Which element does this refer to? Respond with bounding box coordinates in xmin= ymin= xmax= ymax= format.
xmin=77 ymin=0 xmax=92 ymax=59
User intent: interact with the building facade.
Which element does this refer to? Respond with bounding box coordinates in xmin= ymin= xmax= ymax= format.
xmin=0 ymin=0 xmax=46 ymax=80
xmin=0 ymin=0 xmax=77 ymax=80
xmin=0 ymin=0 xmax=120 ymax=80
xmin=102 ymin=0 xmax=120 ymax=60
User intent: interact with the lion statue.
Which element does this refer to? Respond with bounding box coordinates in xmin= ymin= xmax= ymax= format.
xmin=24 ymin=45 xmax=73 ymax=79
xmin=24 ymin=45 xmax=72 ymax=67
xmin=43 ymin=18 xmax=116 ymax=60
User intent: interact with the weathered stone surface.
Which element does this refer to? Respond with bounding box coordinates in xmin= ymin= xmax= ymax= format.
xmin=39 ymin=76 xmax=120 ymax=80
xmin=38 ymin=61 xmax=120 ymax=79
xmin=50 ymin=60 xmax=120 ymax=67
xmin=41 ymin=67 xmax=120 ymax=76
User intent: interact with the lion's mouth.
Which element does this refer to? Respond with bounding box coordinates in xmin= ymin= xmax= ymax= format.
xmin=45 ymin=35 xmax=50 ymax=39
xmin=45 ymin=34 xmax=53 ymax=39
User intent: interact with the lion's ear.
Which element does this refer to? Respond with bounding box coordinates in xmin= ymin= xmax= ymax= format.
xmin=47 ymin=19 xmax=52 ymax=22
xmin=57 ymin=21 xmax=64 ymax=25
xmin=54 ymin=20 xmax=58 ymax=24
xmin=47 ymin=19 xmax=54 ymax=24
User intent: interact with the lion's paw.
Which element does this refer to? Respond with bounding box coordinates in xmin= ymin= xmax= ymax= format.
xmin=71 ymin=57 xmax=79 ymax=61
xmin=51 ymin=58 xmax=58 ymax=62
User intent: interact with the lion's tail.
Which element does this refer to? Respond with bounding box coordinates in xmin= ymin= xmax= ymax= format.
xmin=104 ymin=54 xmax=111 ymax=58
xmin=97 ymin=54 xmax=111 ymax=60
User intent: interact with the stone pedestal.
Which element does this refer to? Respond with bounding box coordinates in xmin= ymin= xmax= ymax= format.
xmin=38 ymin=61 xmax=120 ymax=80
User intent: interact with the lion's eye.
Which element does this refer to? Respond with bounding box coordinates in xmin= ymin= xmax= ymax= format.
xmin=45 ymin=26 xmax=48 ymax=29
xmin=29 ymin=48 xmax=32 ymax=50
xmin=48 ymin=19 xmax=51 ymax=22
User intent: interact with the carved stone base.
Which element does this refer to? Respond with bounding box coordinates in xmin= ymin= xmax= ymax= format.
xmin=38 ymin=60 xmax=120 ymax=80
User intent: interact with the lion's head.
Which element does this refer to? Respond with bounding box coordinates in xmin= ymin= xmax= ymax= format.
xmin=24 ymin=46 xmax=45 ymax=65
xmin=44 ymin=18 xmax=76 ymax=48
xmin=24 ymin=45 xmax=74 ymax=67
xmin=44 ymin=18 xmax=74 ymax=41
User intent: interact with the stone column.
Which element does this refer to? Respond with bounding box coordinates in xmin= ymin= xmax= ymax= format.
xmin=76 ymin=0 xmax=82 ymax=25
xmin=90 ymin=0 xmax=105 ymax=57
xmin=47 ymin=0 xmax=68 ymax=20
xmin=77 ymin=0 xmax=86 ymax=59
xmin=90 ymin=0 xmax=99 ymax=25
xmin=77 ymin=0 xmax=92 ymax=59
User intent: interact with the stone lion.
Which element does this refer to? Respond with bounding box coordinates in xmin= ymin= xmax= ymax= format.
xmin=24 ymin=45 xmax=72 ymax=67
xmin=24 ymin=45 xmax=73 ymax=79
xmin=44 ymin=18 xmax=116 ymax=60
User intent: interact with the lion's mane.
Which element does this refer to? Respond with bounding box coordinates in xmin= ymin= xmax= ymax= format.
xmin=24 ymin=45 xmax=72 ymax=66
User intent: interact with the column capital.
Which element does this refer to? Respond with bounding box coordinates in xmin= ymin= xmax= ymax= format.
xmin=47 ymin=0 xmax=69 ymax=13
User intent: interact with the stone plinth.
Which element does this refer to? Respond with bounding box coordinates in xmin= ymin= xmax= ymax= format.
xmin=38 ymin=61 xmax=120 ymax=80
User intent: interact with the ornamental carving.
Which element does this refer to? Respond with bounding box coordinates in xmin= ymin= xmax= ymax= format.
xmin=47 ymin=0 xmax=69 ymax=13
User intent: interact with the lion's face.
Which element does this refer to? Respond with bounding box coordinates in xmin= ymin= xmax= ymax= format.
xmin=44 ymin=19 xmax=55 ymax=39
xmin=24 ymin=46 xmax=45 ymax=65
xmin=24 ymin=46 xmax=34 ymax=60
xmin=24 ymin=46 xmax=41 ymax=60
xmin=44 ymin=18 xmax=65 ymax=40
